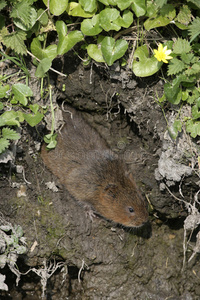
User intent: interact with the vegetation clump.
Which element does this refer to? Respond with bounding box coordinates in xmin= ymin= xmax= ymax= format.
xmin=0 ymin=0 xmax=200 ymax=148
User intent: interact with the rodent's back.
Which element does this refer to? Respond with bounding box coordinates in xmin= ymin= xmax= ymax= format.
xmin=41 ymin=106 xmax=148 ymax=228
xmin=41 ymin=107 xmax=109 ymax=177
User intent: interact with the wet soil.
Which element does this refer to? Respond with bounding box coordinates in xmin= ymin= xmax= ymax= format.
xmin=0 ymin=53 xmax=200 ymax=299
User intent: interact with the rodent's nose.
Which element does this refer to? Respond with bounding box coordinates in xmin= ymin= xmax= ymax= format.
xmin=135 ymin=216 xmax=149 ymax=227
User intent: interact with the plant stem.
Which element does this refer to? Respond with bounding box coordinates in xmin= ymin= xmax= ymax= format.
xmin=27 ymin=51 xmax=67 ymax=77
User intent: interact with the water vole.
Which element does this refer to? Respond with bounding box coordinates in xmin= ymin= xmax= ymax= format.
xmin=41 ymin=106 xmax=148 ymax=227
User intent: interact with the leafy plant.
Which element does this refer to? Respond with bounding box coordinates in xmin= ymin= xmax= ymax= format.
xmin=156 ymin=37 xmax=200 ymax=139
xmin=0 ymin=0 xmax=200 ymax=144
xmin=132 ymin=45 xmax=163 ymax=77
xmin=0 ymin=127 xmax=20 ymax=154
xmin=43 ymin=86 xmax=57 ymax=149
xmin=0 ymin=0 xmax=198 ymax=70
xmin=0 ymin=78 xmax=45 ymax=155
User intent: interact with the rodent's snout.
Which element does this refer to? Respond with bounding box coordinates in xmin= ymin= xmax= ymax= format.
xmin=126 ymin=217 xmax=149 ymax=228
xmin=133 ymin=217 xmax=149 ymax=228
xmin=128 ymin=217 xmax=148 ymax=228
xmin=124 ymin=204 xmax=149 ymax=228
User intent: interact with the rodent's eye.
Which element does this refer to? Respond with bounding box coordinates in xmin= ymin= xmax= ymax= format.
xmin=127 ymin=206 xmax=134 ymax=214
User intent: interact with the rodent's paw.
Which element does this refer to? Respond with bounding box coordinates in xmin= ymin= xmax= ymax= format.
xmin=84 ymin=204 xmax=97 ymax=221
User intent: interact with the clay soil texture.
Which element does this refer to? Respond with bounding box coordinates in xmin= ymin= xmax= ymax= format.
xmin=0 ymin=53 xmax=200 ymax=300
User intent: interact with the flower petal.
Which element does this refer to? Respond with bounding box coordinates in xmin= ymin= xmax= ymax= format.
xmin=165 ymin=49 xmax=172 ymax=55
xmin=154 ymin=43 xmax=173 ymax=63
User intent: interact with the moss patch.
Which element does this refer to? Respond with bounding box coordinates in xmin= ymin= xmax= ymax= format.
xmin=10 ymin=193 xmax=67 ymax=258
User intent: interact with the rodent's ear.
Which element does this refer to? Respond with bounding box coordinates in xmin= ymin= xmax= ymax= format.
xmin=125 ymin=169 xmax=132 ymax=177
xmin=104 ymin=183 xmax=117 ymax=199
xmin=104 ymin=183 xmax=117 ymax=191
xmin=126 ymin=171 xmax=134 ymax=181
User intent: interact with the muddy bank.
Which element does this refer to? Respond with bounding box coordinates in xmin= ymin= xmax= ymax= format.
xmin=0 ymin=54 xmax=200 ymax=299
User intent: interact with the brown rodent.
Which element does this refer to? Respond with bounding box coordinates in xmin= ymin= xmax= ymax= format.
xmin=41 ymin=106 xmax=148 ymax=228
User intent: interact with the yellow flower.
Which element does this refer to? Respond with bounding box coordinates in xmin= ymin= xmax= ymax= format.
xmin=154 ymin=43 xmax=173 ymax=63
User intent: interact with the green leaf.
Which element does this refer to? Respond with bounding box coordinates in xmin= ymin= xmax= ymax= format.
xmin=168 ymin=120 xmax=182 ymax=139
xmin=35 ymin=58 xmax=52 ymax=78
xmin=44 ymin=133 xmax=53 ymax=141
xmin=56 ymin=20 xmax=67 ymax=38
xmin=79 ymin=0 xmax=97 ymax=13
xmin=131 ymin=0 xmax=146 ymax=17
xmin=186 ymin=119 xmax=200 ymax=138
xmin=81 ymin=15 xmax=102 ymax=36
xmin=29 ymin=104 xmax=40 ymax=114
xmin=173 ymin=38 xmax=191 ymax=54
xmin=43 ymin=0 xmax=68 ymax=16
xmin=192 ymin=98 xmax=200 ymax=120
xmin=158 ymin=94 xmax=166 ymax=103
xmin=174 ymin=22 xmax=188 ymax=30
xmin=180 ymin=52 xmax=194 ymax=64
xmin=160 ymin=4 xmax=176 ymax=20
xmin=0 ymin=14 xmax=5 ymax=29
xmin=0 ymin=111 xmax=24 ymax=127
xmin=145 ymin=4 xmax=175 ymax=30
xmin=144 ymin=15 xmax=170 ymax=30
xmin=44 ymin=133 xmax=57 ymax=149
xmin=12 ymin=83 xmax=33 ymax=106
xmin=114 ymin=10 xmax=133 ymax=29
xmin=185 ymin=63 xmax=200 ymax=76
xmin=192 ymin=105 xmax=200 ymax=120
xmin=132 ymin=45 xmax=162 ymax=77
xmin=182 ymin=78 xmax=196 ymax=89
xmin=13 ymin=7 xmax=37 ymax=31
xmin=30 ymin=38 xmax=57 ymax=61
xmin=0 ymin=138 xmax=10 ymax=154
xmin=23 ymin=111 xmax=44 ymax=127
xmin=2 ymin=128 xmax=21 ymax=140
xmin=146 ymin=0 xmax=158 ymax=17
xmin=99 ymin=8 xmax=121 ymax=31
xmin=0 ymin=84 xmax=9 ymax=98
xmin=10 ymin=0 xmax=32 ymax=27
xmin=116 ymin=0 xmax=133 ymax=11
xmin=101 ymin=37 xmax=128 ymax=66
xmin=192 ymin=43 xmax=200 ymax=55
xmin=98 ymin=0 xmax=116 ymax=5
xmin=182 ymin=90 xmax=189 ymax=101
xmin=56 ymin=21 xmax=83 ymax=55
xmin=186 ymin=0 xmax=200 ymax=9
xmin=176 ymin=5 xmax=191 ymax=26
xmin=46 ymin=140 xmax=57 ymax=149
xmin=87 ymin=44 xmax=105 ymax=62
xmin=0 ymin=1 xmax=6 ymax=11
xmin=185 ymin=88 xmax=200 ymax=104
xmin=164 ymin=76 xmax=185 ymax=104
xmin=155 ymin=0 xmax=167 ymax=8
xmin=188 ymin=17 xmax=200 ymax=43
xmin=2 ymin=29 xmax=27 ymax=55
xmin=167 ymin=58 xmax=185 ymax=76
xmin=67 ymin=2 xmax=96 ymax=17
xmin=37 ymin=9 xmax=49 ymax=26
xmin=0 ymin=102 xmax=3 ymax=110
xmin=0 ymin=117 xmax=6 ymax=127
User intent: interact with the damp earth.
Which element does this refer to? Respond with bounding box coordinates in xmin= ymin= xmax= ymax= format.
xmin=0 ymin=54 xmax=200 ymax=300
